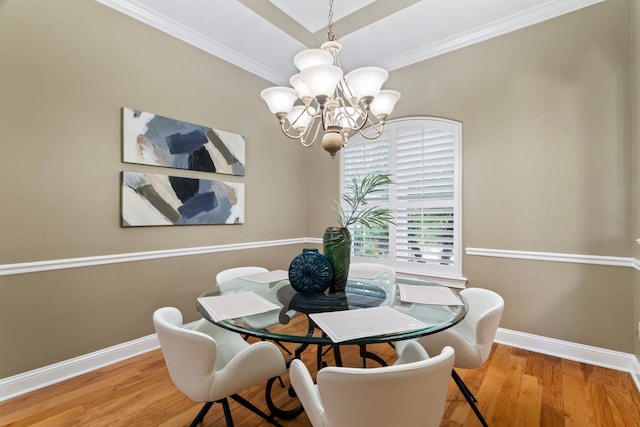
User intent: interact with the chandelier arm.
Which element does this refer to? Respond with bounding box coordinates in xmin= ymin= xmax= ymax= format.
xmin=280 ymin=122 xmax=304 ymax=139
xmin=331 ymin=95 xmax=369 ymax=131
xmin=288 ymin=107 xmax=305 ymax=129
xmin=300 ymin=118 xmax=324 ymax=147
xmin=319 ymin=104 xmax=328 ymax=132
xmin=355 ymin=119 xmax=386 ymax=140
xmin=352 ymin=107 xmax=371 ymax=132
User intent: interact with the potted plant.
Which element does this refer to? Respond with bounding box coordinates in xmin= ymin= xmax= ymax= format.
xmin=324 ymin=173 xmax=394 ymax=293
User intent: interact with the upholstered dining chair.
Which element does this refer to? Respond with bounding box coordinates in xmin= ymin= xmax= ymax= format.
xmin=396 ymin=287 xmax=504 ymax=427
xmin=290 ymin=341 xmax=455 ymax=427
xmin=348 ymin=262 xmax=397 ymax=365
xmin=349 ymin=262 xmax=396 ymax=281
xmin=215 ymin=265 xmax=292 ymax=355
xmin=153 ymin=307 xmax=286 ymax=427
xmin=215 ymin=266 xmax=269 ymax=284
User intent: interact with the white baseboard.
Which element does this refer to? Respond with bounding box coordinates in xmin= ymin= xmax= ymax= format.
xmin=0 ymin=320 xmax=203 ymax=402
xmin=0 ymin=335 xmax=158 ymax=402
xmin=632 ymin=357 xmax=640 ymax=393
xmin=2 ymin=325 xmax=639 ymax=402
xmin=495 ymin=328 xmax=640 ymax=375
xmin=497 ymin=328 xmax=640 ymax=395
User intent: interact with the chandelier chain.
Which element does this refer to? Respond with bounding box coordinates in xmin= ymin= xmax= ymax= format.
xmin=327 ymin=0 xmax=336 ymax=41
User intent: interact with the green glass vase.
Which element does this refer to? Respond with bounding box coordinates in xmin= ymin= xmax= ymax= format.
xmin=322 ymin=226 xmax=352 ymax=293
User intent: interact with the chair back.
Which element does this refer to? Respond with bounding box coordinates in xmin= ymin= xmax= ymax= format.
xmin=153 ymin=307 xmax=218 ymax=402
xmin=317 ymin=345 xmax=454 ymax=427
xmin=459 ymin=287 xmax=504 ymax=363
xmin=216 ymin=266 xmax=268 ymax=284
xmin=349 ymin=262 xmax=396 ymax=281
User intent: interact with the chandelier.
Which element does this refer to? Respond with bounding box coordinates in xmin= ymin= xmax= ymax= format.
xmin=260 ymin=0 xmax=401 ymax=159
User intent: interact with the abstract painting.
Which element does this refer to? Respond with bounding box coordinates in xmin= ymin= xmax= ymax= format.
xmin=121 ymin=172 xmax=244 ymax=226
xmin=122 ymin=107 xmax=245 ymax=176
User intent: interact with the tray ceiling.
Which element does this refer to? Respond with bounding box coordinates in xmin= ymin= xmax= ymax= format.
xmin=97 ymin=0 xmax=604 ymax=85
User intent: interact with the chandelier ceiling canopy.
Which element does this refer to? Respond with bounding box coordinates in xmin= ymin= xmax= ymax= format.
xmin=260 ymin=0 xmax=401 ymax=158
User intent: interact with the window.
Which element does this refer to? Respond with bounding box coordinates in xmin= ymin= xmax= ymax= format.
xmin=341 ymin=117 xmax=462 ymax=279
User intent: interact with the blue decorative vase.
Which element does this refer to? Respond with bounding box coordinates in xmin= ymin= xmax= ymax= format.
xmin=288 ymin=248 xmax=333 ymax=294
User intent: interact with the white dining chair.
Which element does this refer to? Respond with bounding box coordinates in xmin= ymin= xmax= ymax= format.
xmin=396 ymin=287 xmax=504 ymax=427
xmin=153 ymin=307 xmax=286 ymax=427
xmin=290 ymin=341 xmax=455 ymax=427
xmin=215 ymin=266 xmax=268 ymax=284
xmin=215 ymin=265 xmax=292 ymax=355
xmin=348 ymin=262 xmax=397 ymax=365
xmin=349 ymin=262 xmax=396 ymax=281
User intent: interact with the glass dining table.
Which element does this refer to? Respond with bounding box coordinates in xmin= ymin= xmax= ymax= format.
xmin=197 ymin=271 xmax=468 ymax=419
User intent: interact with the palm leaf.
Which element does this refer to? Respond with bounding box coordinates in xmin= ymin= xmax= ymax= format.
xmin=334 ymin=173 xmax=395 ymax=229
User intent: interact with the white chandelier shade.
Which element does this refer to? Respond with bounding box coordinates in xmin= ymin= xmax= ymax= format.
xmin=260 ymin=4 xmax=401 ymax=158
xmin=344 ymin=67 xmax=388 ymax=101
xmin=294 ymin=48 xmax=333 ymax=71
xmin=260 ymin=87 xmax=298 ymax=115
xmin=370 ymin=90 xmax=402 ymax=117
xmin=299 ymin=64 xmax=343 ymax=99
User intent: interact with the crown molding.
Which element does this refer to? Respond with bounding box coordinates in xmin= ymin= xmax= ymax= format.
xmin=379 ymin=0 xmax=604 ymax=70
xmin=95 ymin=0 xmax=286 ymax=84
xmin=96 ymin=0 xmax=605 ymax=84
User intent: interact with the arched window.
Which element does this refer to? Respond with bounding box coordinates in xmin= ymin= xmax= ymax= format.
xmin=341 ymin=117 xmax=462 ymax=279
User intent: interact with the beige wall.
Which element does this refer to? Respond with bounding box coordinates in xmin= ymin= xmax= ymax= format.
xmin=393 ymin=0 xmax=634 ymax=351
xmin=1 ymin=0 xmax=638 ymax=378
xmin=0 ymin=0 xmax=310 ymax=377
xmin=311 ymin=0 xmax=636 ymax=352
xmin=632 ymin=0 xmax=640 ymax=360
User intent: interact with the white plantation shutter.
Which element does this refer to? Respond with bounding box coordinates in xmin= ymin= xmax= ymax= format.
xmin=396 ymin=206 xmax=454 ymax=266
xmin=341 ymin=117 xmax=462 ymax=277
xmin=396 ymin=127 xmax=455 ymax=200
xmin=343 ymin=134 xmax=391 ymax=259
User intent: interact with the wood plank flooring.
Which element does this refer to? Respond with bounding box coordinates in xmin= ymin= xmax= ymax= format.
xmin=2 ymin=338 xmax=640 ymax=426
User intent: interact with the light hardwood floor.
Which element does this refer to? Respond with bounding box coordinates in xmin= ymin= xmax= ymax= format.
xmin=2 ymin=338 xmax=640 ymax=426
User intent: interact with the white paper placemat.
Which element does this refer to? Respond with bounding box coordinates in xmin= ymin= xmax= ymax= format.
xmin=197 ymin=292 xmax=281 ymax=322
xmin=309 ymin=306 xmax=426 ymax=343
xmin=399 ymin=284 xmax=463 ymax=306
xmin=241 ymin=269 xmax=289 ymax=283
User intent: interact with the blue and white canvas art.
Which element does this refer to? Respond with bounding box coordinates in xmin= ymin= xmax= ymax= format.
xmin=122 ymin=172 xmax=244 ymax=226
xmin=122 ymin=107 xmax=245 ymax=176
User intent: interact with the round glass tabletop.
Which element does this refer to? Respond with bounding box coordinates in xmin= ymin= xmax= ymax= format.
xmin=197 ymin=273 xmax=467 ymax=346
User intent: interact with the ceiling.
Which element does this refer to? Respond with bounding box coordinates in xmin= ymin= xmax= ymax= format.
xmin=97 ymin=0 xmax=604 ymax=86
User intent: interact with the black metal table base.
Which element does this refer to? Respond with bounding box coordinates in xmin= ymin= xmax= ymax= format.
xmin=263 ymin=317 xmax=392 ymax=420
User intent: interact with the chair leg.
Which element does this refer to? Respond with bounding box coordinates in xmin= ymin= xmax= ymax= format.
xmin=220 ymin=398 xmax=235 ymax=427
xmin=230 ymin=393 xmax=283 ymax=427
xmin=451 ymin=369 xmax=488 ymax=427
xmin=452 ymin=369 xmax=477 ymax=402
xmin=273 ymin=339 xmax=293 ymax=355
xmin=189 ymin=401 xmax=213 ymax=427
